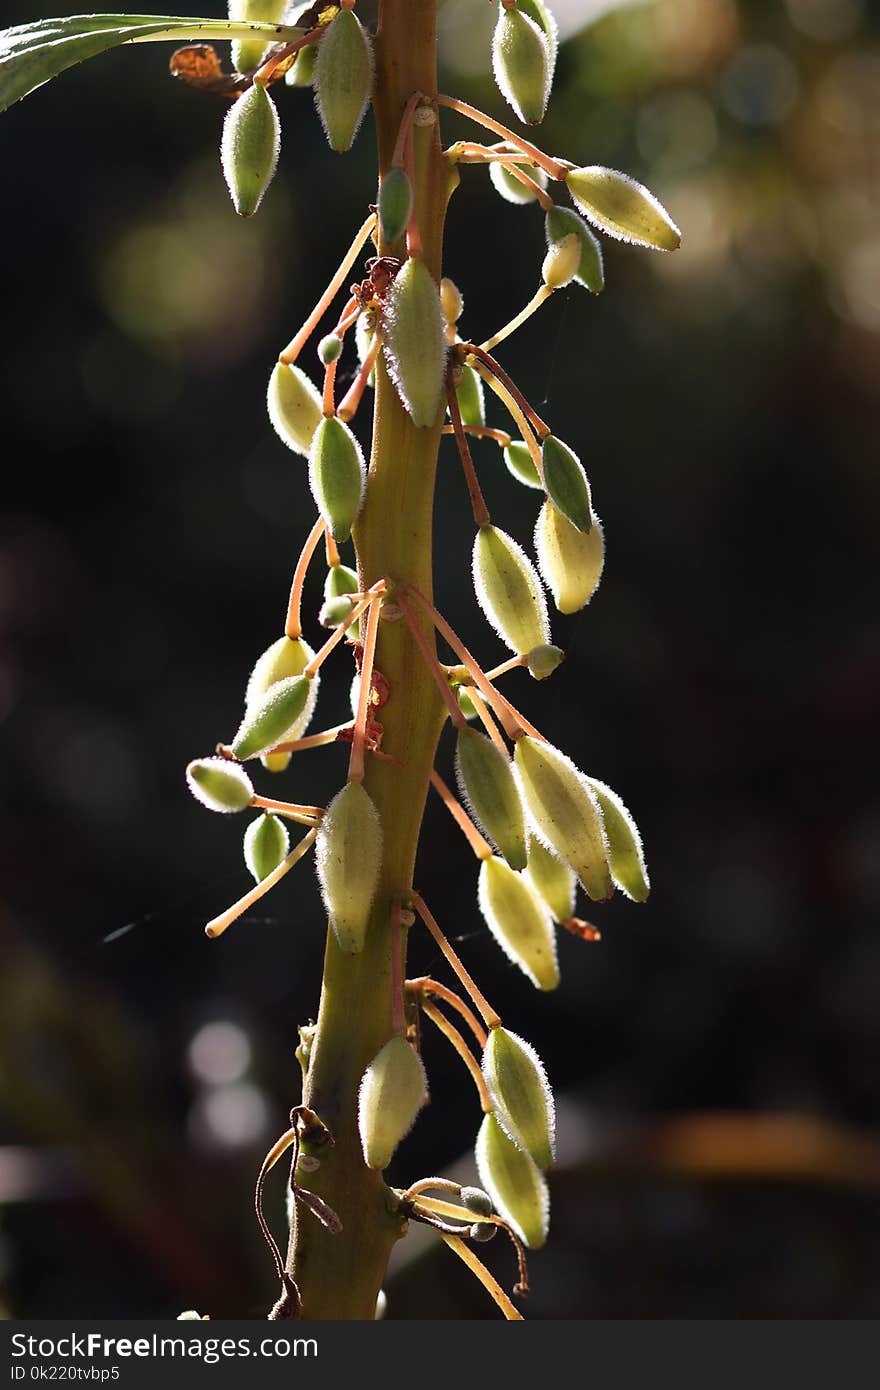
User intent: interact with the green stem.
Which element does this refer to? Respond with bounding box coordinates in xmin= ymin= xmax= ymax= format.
xmin=285 ymin=0 xmax=452 ymax=1319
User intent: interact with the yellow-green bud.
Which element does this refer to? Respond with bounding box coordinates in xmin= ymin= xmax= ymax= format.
xmin=267 ymin=362 xmax=323 ymax=458
xmin=504 ymin=440 xmax=542 ymax=490
xmin=525 ymin=643 xmax=564 ymax=681
xmin=514 ymin=736 xmax=613 ymax=901
xmin=489 ymin=158 xmax=548 ymax=206
xmin=541 ymin=435 xmax=592 ymax=533
xmin=517 ymin=0 xmax=559 ymax=74
xmin=457 ymin=686 xmax=479 ymax=721
xmin=286 ymin=39 xmax=317 ymax=88
xmin=245 ymin=637 xmax=318 ymax=750
xmin=454 ymin=363 xmax=485 ymax=428
xmin=187 ymin=757 xmax=254 ymax=813
xmin=473 ymin=524 xmax=550 ymax=657
xmin=228 ymin=0 xmax=287 ymax=75
xmin=456 ymin=727 xmax=527 ymax=870
xmin=461 ymin=1185 xmax=494 ymax=1216
xmin=261 ymin=750 xmax=291 ymax=774
xmin=534 ymin=500 xmax=605 ymax=614
xmin=319 ymin=563 xmax=359 ymax=628
xmin=358 ymin=1034 xmax=426 ymax=1169
xmin=585 ymin=776 xmax=650 ymax=903
xmin=313 ymin=8 xmax=374 ymax=153
xmin=318 ymin=333 xmax=342 ymax=365
xmin=476 ymin=1113 xmax=549 ymax=1250
xmin=524 ymin=834 xmax=575 ymax=923
xmin=483 ymin=1026 xmax=555 ymax=1169
xmin=315 ymin=782 xmax=382 ymax=953
xmin=565 ymin=166 xmax=681 ymax=252
xmin=378 ymin=166 xmax=413 ymax=247
xmin=478 ymin=856 xmax=559 ymax=992
xmin=545 ymin=205 xmax=604 ymax=294
xmin=440 ymin=277 xmax=464 ymax=326
xmin=541 ymin=233 xmax=581 ymax=289
xmin=308 ymin=415 xmax=366 ymax=543
xmin=243 ymin=812 xmax=289 ymax=883
xmin=492 ymin=8 xmax=552 ymax=126
xmin=220 ymin=82 xmax=280 ymax=218
xmin=232 ymin=675 xmax=311 ymax=760
xmin=382 ymin=257 xmax=447 ymax=428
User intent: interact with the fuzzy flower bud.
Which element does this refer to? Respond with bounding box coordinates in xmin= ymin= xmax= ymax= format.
xmin=267 ymin=363 xmax=323 ymax=458
xmin=220 ymin=82 xmax=280 ymax=218
xmin=565 ymin=166 xmax=681 ymax=252
xmin=514 ymin=735 xmax=613 ymax=901
xmin=545 ymin=205 xmax=604 ymax=294
xmin=314 ymin=8 xmax=374 ymax=153
xmin=478 ymin=856 xmax=559 ymax=992
xmin=456 ymin=726 xmax=527 ymax=870
xmin=308 ymin=416 xmax=366 ymax=544
xmin=476 ymin=1113 xmax=549 ymax=1250
xmin=382 ymin=258 xmax=447 ymax=428
xmin=473 ymin=524 xmax=550 ymax=656
xmin=534 ymin=501 xmax=605 ymax=614
xmin=492 ymin=7 xmax=552 ymax=126
xmin=482 ymin=1026 xmax=556 ymax=1169
xmin=358 ymin=1035 xmax=426 ymax=1169
xmin=186 ymin=757 xmax=254 ymax=814
xmin=243 ymin=813 xmax=289 ymax=883
xmin=315 ymin=782 xmax=382 ymax=953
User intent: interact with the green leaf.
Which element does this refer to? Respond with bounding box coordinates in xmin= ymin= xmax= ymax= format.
xmin=0 ymin=13 xmax=306 ymax=113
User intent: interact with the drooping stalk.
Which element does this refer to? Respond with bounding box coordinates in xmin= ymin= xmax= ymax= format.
xmin=285 ymin=0 xmax=451 ymax=1319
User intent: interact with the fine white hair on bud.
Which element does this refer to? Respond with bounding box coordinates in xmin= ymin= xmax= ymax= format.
xmin=482 ymin=1026 xmax=556 ymax=1169
xmin=478 ymin=857 xmax=559 ymax=992
xmin=513 ymin=736 xmax=613 ymax=902
xmin=472 ymin=524 xmax=550 ymax=657
xmin=492 ymin=7 xmax=552 ymax=127
xmin=475 ymin=1113 xmax=549 ymax=1250
xmin=186 ymin=757 xmax=254 ymax=814
xmin=267 ymin=363 xmax=323 ymax=458
xmin=381 ymin=258 xmax=447 ymax=428
xmin=315 ymin=782 xmax=383 ymax=953
xmin=456 ymin=727 xmax=527 ymax=870
xmin=534 ymin=501 xmax=605 ymax=615
xmin=524 ymin=834 xmax=576 ymax=924
xmin=358 ymin=1035 xmax=427 ymax=1169
xmin=220 ymin=81 xmax=281 ymax=218
xmin=565 ymin=166 xmax=682 ymax=252
xmin=584 ymin=775 xmax=650 ymax=902
xmin=313 ymin=7 xmax=375 ymax=153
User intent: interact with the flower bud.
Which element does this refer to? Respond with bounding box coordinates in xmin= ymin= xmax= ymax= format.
xmin=504 ymin=440 xmax=542 ymax=490
xmin=461 ymin=1185 xmax=494 ymax=1216
xmin=440 ymin=277 xmax=464 ymax=327
xmin=315 ymin=782 xmax=382 ymax=953
xmin=518 ymin=0 xmax=559 ymax=73
xmin=534 ymin=500 xmax=604 ymax=614
xmin=378 ymin=166 xmax=413 ymax=246
xmin=514 ymin=736 xmax=613 ymax=901
xmin=545 ymin=205 xmax=604 ymax=294
xmin=492 ymin=7 xmax=552 ymax=126
xmin=245 ymin=637 xmax=319 ymax=751
xmin=187 ymin=757 xmax=254 ymax=814
xmin=244 ymin=812 xmax=289 ymax=883
xmin=470 ymin=1221 xmax=497 ymax=1242
xmin=565 ymin=166 xmax=681 ymax=252
xmin=382 ymin=258 xmax=447 ymax=428
xmin=524 ymin=835 xmax=575 ymax=923
xmin=286 ymin=41 xmax=317 ymax=87
xmin=314 ymin=8 xmax=374 ymax=153
xmin=261 ymin=750 xmax=291 ymax=774
xmin=457 ymin=686 xmax=479 ymax=721
xmin=585 ymin=775 xmax=650 ymax=902
xmin=220 ymin=82 xmax=280 ymax=218
xmin=231 ymin=675 xmax=312 ymax=761
xmin=476 ymin=1113 xmax=549 ymax=1250
xmin=540 ymin=435 xmax=592 ymax=533
xmin=318 ymin=333 xmax=342 ymax=365
xmin=483 ymin=1026 xmax=555 ymax=1169
xmin=525 ymin=643 xmax=564 ymax=681
xmin=456 ymin=727 xmax=527 ymax=870
xmin=228 ymin=0 xmax=287 ymax=76
xmin=358 ymin=1035 xmax=426 ymax=1169
xmin=473 ymin=525 xmax=550 ymax=657
xmin=319 ymin=563 xmax=359 ymax=628
xmin=478 ymin=857 xmax=559 ymax=992
xmin=541 ymin=233 xmax=580 ymax=289
xmin=489 ymin=157 xmax=548 ymax=207
xmin=267 ymin=362 xmax=323 ymax=457
xmin=454 ymin=363 xmax=485 ymax=428
xmin=308 ymin=415 xmax=366 ymax=544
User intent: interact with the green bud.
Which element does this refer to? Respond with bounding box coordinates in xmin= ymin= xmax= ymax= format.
xmin=478 ymin=857 xmax=559 ymax=992
xmin=470 ymin=1221 xmax=497 ymax=1242
xmin=545 ymin=205 xmax=604 ymax=294
xmin=440 ymin=277 xmax=464 ymax=327
xmin=315 ymin=782 xmax=382 ymax=953
xmin=378 ymin=166 xmax=413 ymax=246
xmin=232 ymin=675 xmax=311 ymax=760
xmin=534 ymin=500 xmax=605 ymax=614
xmin=186 ymin=757 xmax=254 ymax=814
xmin=286 ymin=40 xmax=317 ymax=88
xmin=525 ymin=643 xmax=564 ymax=681
xmin=461 ymin=1185 xmax=494 ymax=1217
xmin=358 ymin=1035 xmax=427 ymax=1169
xmin=565 ymin=166 xmax=681 ymax=252
xmin=220 ymin=82 xmax=281 ymax=218
xmin=228 ymin=0 xmax=287 ymax=76
xmin=517 ymin=0 xmax=559 ymax=73
xmin=382 ymin=258 xmax=447 ymax=428
xmin=457 ymin=686 xmax=479 ymax=721
xmin=524 ymin=834 xmax=575 ymax=923
xmin=541 ymin=435 xmax=592 ymax=533
xmin=585 ymin=776 xmax=650 ymax=903
xmin=243 ymin=812 xmax=289 ymax=883
xmin=473 ymin=524 xmax=550 ymax=657
xmin=245 ymin=637 xmax=318 ymax=750
xmin=504 ymin=440 xmax=542 ymax=490
xmin=492 ymin=8 xmax=552 ymax=126
xmin=261 ymin=750 xmax=292 ymax=774
xmin=318 ymin=333 xmax=343 ymax=365
xmin=454 ymin=363 xmax=485 ymax=428
xmin=482 ymin=1026 xmax=555 ymax=1169
xmin=488 ymin=158 xmax=548 ymax=207
xmin=456 ymin=727 xmax=527 ymax=870
xmin=308 ymin=415 xmax=366 ymax=544
xmin=314 ymin=8 xmax=374 ymax=153
xmin=541 ymin=233 xmax=581 ymax=289
xmin=514 ymin=736 xmax=613 ymax=901
xmin=319 ymin=563 xmax=360 ymax=627
xmin=476 ymin=1113 xmax=549 ymax=1250
xmin=267 ymin=362 xmax=323 ymax=458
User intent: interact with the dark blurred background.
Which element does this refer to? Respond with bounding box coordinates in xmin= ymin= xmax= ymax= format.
xmin=1 ymin=0 xmax=878 ymax=1319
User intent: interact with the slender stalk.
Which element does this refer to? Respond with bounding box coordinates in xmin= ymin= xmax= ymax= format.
xmin=421 ymin=999 xmax=493 ymax=1111
xmin=284 ymin=517 xmax=326 ymax=640
xmin=471 ymin=361 xmax=543 ymax=472
xmin=278 ymin=215 xmax=377 ymax=364
xmin=412 ymin=976 xmax=488 ymax=1048
xmin=411 ymin=892 xmax=501 ymax=1030
xmin=429 ymin=768 xmax=493 ymax=860
xmin=205 ymin=828 xmax=318 ymax=939
xmin=480 ymin=285 xmax=554 ymax=354
xmin=437 ymin=94 xmax=567 ymax=181
xmin=348 ymin=591 xmax=383 ymax=784
xmin=440 ymin=1235 xmax=524 ymax=1320
xmin=446 ymin=381 xmax=491 ymax=525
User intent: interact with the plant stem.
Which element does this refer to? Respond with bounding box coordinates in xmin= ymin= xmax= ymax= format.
xmin=285 ymin=0 xmax=452 ymax=1320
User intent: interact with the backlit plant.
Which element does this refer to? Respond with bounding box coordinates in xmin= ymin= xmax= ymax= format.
xmin=1 ymin=0 xmax=678 ymax=1319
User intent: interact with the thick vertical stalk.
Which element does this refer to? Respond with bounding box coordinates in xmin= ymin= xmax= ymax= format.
xmin=286 ymin=0 xmax=451 ymax=1318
